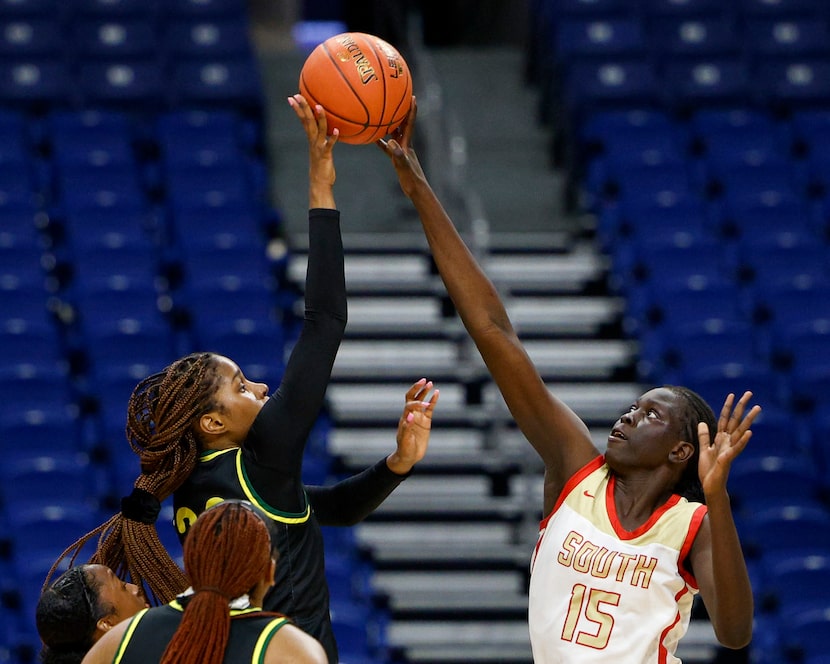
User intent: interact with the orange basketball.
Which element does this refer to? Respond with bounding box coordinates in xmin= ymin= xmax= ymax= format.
xmin=298 ymin=32 xmax=413 ymax=145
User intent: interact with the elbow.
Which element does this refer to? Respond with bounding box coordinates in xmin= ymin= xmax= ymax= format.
xmin=714 ymin=623 xmax=753 ymax=650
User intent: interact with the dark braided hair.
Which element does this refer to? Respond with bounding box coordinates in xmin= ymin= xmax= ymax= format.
xmin=36 ymin=566 xmax=110 ymax=664
xmin=160 ymin=501 xmax=273 ymax=664
xmin=46 ymin=353 xmax=224 ymax=604
xmin=665 ymin=385 xmax=718 ymax=504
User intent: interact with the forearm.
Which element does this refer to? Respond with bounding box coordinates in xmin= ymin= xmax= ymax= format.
xmin=307 ymin=458 xmax=410 ymax=526
xmin=408 ymin=182 xmax=510 ymax=334
xmin=249 ymin=211 xmax=345 ymax=471
xmin=705 ymin=491 xmax=754 ymax=648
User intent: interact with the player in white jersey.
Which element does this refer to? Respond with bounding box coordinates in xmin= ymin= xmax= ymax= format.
xmin=379 ymin=99 xmax=760 ymax=662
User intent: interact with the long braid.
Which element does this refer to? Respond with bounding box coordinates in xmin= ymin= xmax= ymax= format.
xmin=160 ymin=502 xmax=272 ymax=664
xmin=46 ymin=353 xmax=223 ymax=603
xmin=666 ymin=385 xmax=717 ymax=504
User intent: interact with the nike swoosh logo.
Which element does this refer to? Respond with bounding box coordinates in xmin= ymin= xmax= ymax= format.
xmin=583 ymin=490 xmax=595 ymax=499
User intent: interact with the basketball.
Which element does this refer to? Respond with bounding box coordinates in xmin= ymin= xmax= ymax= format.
xmin=298 ymin=32 xmax=413 ymax=145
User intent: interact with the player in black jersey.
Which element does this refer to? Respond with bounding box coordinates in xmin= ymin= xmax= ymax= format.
xmin=49 ymin=95 xmax=439 ymax=663
xmin=81 ymin=500 xmax=327 ymax=664
xmin=36 ymin=564 xmax=148 ymax=664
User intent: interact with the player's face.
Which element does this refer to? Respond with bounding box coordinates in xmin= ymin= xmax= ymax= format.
xmin=210 ymin=356 xmax=270 ymax=440
xmin=86 ymin=564 xmax=148 ymax=627
xmin=606 ymin=387 xmax=686 ymax=470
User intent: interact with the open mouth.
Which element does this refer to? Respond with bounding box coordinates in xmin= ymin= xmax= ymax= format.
xmin=609 ymin=428 xmax=627 ymax=441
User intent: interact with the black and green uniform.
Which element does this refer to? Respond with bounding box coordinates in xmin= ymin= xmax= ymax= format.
xmin=173 ymin=209 xmax=410 ymax=663
xmin=113 ymin=601 xmax=290 ymax=663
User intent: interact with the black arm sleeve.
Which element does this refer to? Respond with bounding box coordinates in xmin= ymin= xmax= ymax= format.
xmin=243 ymin=209 xmax=346 ymax=500
xmin=306 ymin=458 xmax=411 ymax=526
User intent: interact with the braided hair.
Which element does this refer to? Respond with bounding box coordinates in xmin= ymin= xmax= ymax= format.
xmin=160 ymin=501 xmax=273 ymax=664
xmin=46 ymin=353 xmax=224 ymax=604
xmin=36 ymin=566 xmax=110 ymax=664
xmin=665 ymin=385 xmax=717 ymax=504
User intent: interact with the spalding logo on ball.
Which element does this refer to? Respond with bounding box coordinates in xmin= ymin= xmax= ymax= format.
xmin=299 ymin=32 xmax=413 ymax=145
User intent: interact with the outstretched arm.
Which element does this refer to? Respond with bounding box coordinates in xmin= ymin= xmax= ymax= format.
xmin=690 ymin=392 xmax=760 ymax=649
xmin=309 ymin=379 xmax=438 ymax=525
xmin=245 ymin=95 xmax=346 ymax=481
xmin=378 ymin=99 xmax=597 ymax=508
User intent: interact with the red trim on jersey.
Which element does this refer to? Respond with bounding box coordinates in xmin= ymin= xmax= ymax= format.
xmin=606 ymin=474 xmax=683 ymax=540
xmin=677 ymin=504 xmax=708 ymax=589
xmin=658 ymin=586 xmax=691 ymax=664
xmin=534 ymin=456 xmax=604 ymax=564
xmin=539 ymin=455 xmax=605 ymax=529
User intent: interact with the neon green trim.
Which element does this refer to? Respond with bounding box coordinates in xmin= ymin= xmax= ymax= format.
xmin=234 ymin=450 xmax=311 ymax=524
xmin=113 ymin=608 xmax=149 ymax=664
xmin=252 ymin=617 xmax=289 ymax=663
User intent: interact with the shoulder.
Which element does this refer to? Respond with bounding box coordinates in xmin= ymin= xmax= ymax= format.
xmin=264 ymin=622 xmax=327 ymax=664
xmin=80 ymin=613 xmax=136 ymax=664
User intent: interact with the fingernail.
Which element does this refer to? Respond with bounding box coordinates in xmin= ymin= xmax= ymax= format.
xmin=406 ymin=413 xmax=414 ymax=422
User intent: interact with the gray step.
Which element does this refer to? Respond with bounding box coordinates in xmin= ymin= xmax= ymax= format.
xmin=328 ymin=426 xmax=610 ymax=469
xmin=332 ymin=339 xmax=461 ymax=380
xmin=355 ymin=522 xmax=525 ymax=566
xmin=327 ymin=381 xmax=640 ymax=425
xmin=387 ymin=620 xmax=532 ymax=660
xmin=482 ymin=245 xmax=607 ymax=293
xmin=370 ymin=476 xmax=527 ymax=518
xmin=506 ymin=295 xmax=624 ymax=335
xmin=372 ymin=570 xmax=528 ymax=612
xmin=344 ymin=296 xmax=451 ymax=336
xmin=332 ymin=338 xmax=635 ymax=381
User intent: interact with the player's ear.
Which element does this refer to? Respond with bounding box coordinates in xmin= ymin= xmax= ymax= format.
xmin=670 ymin=440 xmax=694 ymax=463
xmin=199 ymin=412 xmax=226 ymax=434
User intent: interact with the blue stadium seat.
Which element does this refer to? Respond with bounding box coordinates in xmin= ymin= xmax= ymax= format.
xmin=662 ymin=58 xmax=752 ymax=110
xmin=681 ymin=362 xmax=786 ymax=415
xmin=51 ymin=131 xmax=136 ymax=171
xmin=651 ymin=16 xmax=739 ymax=60
xmin=164 ymin=165 xmax=254 ymax=211
xmin=162 ymin=0 xmax=248 ymax=18
xmin=566 ymin=58 xmax=661 ymax=113
xmin=197 ymin=320 xmax=286 ymax=386
xmin=169 ymin=59 xmax=262 ymax=110
xmin=0 ymin=408 xmax=83 ymax=456
xmin=738 ymin=503 xmax=830 ymax=560
xmin=738 ymin=0 xmax=826 ymax=19
xmin=760 ymin=552 xmax=830 ymax=616
xmin=171 ymin=205 xmax=263 ymax=249
xmin=77 ymin=60 xmax=165 ymax=110
xmin=62 ymin=205 xmax=156 ymax=253
xmin=0 ymin=0 xmax=62 ymax=19
xmin=721 ymin=192 xmax=816 ymax=243
xmin=745 ymin=17 xmax=830 ymax=59
xmin=0 ymin=363 xmax=75 ymax=417
xmin=661 ymin=320 xmax=760 ymax=377
xmin=0 ymin=162 xmax=39 ymax=209
xmin=57 ymin=168 xmax=146 ymax=213
xmin=642 ymin=0 xmax=727 ymax=17
xmin=0 ymin=17 xmax=65 ymax=59
xmin=756 ymin=59 xmax=830 ymax=109
xmin=70 ymin=0 xmax=160 ymax=19
xmin=0 ymin=452 xmax=99 ymax=510
xmin=0 ymin=59 xmax=75 ymax=109
xmin=71 ymin=19 xmax=158 ymax=59
xmin=728 ymin=455 xmax=823 ymax=513
xmin=740 ymin=239 xmax=828 ymax=292
xmin=183 ymin=282 xmax=283 ymax=331
xmin=781 ymin=606 xmax=830 ymax=664
xmin=70 ymin=244 xmax=161 ymax=290
xmin=164 ymin=17 xmax=254 ymax=59
xmin=555 ymin=17 xmax=647 ymax=59
xmin=0 ymin=322 xmax=65 ymax=374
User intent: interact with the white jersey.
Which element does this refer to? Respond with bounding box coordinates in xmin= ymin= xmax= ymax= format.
xmin=528 ymin=456 xmax=707 ymax=664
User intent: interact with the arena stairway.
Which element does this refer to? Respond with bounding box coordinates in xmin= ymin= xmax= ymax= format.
xmin=262 ymin=30 xmax=721 ymax=664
